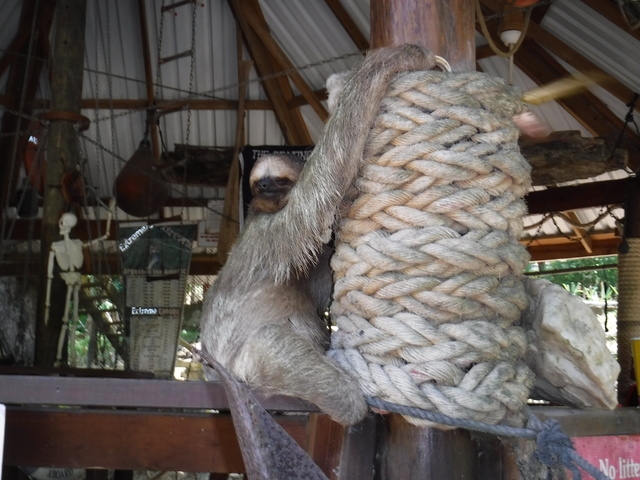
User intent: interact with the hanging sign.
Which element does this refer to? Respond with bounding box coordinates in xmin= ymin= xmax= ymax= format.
xmin=119 ymin=222 xmax=196 ymax=378
xmin=573 ymin=435 xmax=640 ymax=479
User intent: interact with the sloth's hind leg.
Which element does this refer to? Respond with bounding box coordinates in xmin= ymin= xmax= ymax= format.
xmin=237 ymin=324 xmax=368 ymax=426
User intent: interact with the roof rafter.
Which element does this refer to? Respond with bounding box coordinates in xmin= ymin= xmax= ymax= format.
xmin=324 ymin=0 xmax=369 ymax=51
xmin=478 ymin=0 xmax=640 ymax=169
xmin=227 ymin=0 xmax=312 ymax=145
xmin=480 ymin=0 xmax=640 ymax=117
xmin=579 ymin=0 xmax=640 ymax=43
xmin=515 ymin=39 xmax=640 ymax=169
xmin=240 ymin=4 xmax=328 ymax=122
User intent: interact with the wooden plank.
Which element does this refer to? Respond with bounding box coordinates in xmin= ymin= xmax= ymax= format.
xmin=525 ymin=232 xmax=621 ymax=262
xmin=376 ymin=415 xmax=478 ymax=479
xmin=3 ymin=407 xmax=308 ymax=472
xmin=0 ymin=375 xmax=318 ymax=412
xmin=307 ymin=413 xmax=345 ymax=479
xmin=533 ymin=407 xmax=640 ymax=437
xmin=305 ymin=413 xmax=379 ymax=480
xmin=335 ymin=413 xmax=378 ymax=480
xmin=216 ymin=59 xmax=251 ymax=264
xmin=525 ymin=178 xmax=628 ymax=215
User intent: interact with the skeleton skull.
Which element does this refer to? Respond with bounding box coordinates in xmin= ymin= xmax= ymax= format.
xmin=59 ymin=212 xmax=78 ymax=236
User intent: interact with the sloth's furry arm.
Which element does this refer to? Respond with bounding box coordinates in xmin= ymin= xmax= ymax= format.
xmin=236 ymin=45 xmax=436 ymax=283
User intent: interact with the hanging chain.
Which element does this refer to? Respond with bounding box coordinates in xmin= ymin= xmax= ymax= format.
xmin=523 ymin=204 xmax=623 ymax=248
xmin=155 ymin=0 xmax=166 ymax=102
xmin=185 ymin=1 xmax=197 ymax=148
xmin=180 ymin=0 xmax=199 ymax=218
xmin=93 ymin=1 xmax=110 ymax=198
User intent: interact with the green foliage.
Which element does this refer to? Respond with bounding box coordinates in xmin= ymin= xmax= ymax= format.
xmin=526 ymin=255 xmax=618 ymax=301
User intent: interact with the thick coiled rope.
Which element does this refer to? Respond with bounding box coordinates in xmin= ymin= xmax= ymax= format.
xmin=329 ymin=69 xmax=535 ymax=427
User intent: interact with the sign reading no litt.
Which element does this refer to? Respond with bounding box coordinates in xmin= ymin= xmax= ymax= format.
xmin=572 ymin=435 xmax=640 ymax=479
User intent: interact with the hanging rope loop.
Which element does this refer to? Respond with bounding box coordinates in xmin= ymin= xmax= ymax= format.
xmin=329 ymin=52 xmax=534 ymax=427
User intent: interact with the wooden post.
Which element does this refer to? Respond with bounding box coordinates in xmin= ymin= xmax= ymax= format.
xmin=617 ymin=177 xmax=640 ymax=404
xmin=35 ymin=0 xmax=88 ymax=367
xmin=369 ymin=1 xmax=482 ymax=478
xmin=370 ymin=0 xmax=476 ymax=72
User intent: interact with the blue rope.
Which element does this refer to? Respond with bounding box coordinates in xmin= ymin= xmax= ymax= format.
xmin=366 ymin=396 xmax=609 ymax=480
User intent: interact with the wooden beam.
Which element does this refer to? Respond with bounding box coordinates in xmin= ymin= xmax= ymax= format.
xmin=0 ymin=374 xmax=317 ymax=474
xmin=377 ymin=415 xmax=491 ymax=479
xmin=524 ymin=232 xmax=621 ymax=261
xmin=0 ymin=19 xmax=31 ymax=77
xmin=523 ymin=11 xmax=640 ymax=117
xmin=324 ymin=0 xmax=369 ymax=52
xmin=227 ymin=0 xmax=312 ymax=144
xmin=369 ymin=1 xmax=483 ymax=479
xmin=137 ymin=0 xmax=161 ymax=160
xmin=525 ymin=177 xmax=627 ymax=214
xmin=478 ymin=0 xmax=640 ymax=168
xmin=217 ymin=59 xmax=252 ymax=265
xmin=529 ymin=0 xmax=552 ymax=24
xmin=565 ymin=210 xmax=594 ymax=255
xmin=520 ymin=131 xmax=627 ymax=186
xmin=514 ymin=40 xmax=640 ymax=169
xmin=1 ymin=94 xmax=328 ymax=113
xmin=241 ymin=7 xmax=329 ymax=122
xmin=4 ymin=408 xmax=307 ymax=473
xmin=4 ymin=177 xmax=629 ymax=239
xmin=306 ymin=413 xmax=346 ymax=479
xmin=578 ymin=0 xmax=640 ymax=45
xmin=0 ymin=375 xmax=317 ymax=411
xmin=476 ymin=0 xmax=640 ymax=106
xmin=535 ymin=406 xmax=640 ymax=437
xmin=35 ymin=0 xmax=88 ymax=367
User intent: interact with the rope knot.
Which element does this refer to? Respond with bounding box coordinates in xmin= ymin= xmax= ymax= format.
xmin=530 ymin=417 xmax=596 ymax=480
xmin=533 ymin=419 xmax=574 ymax=466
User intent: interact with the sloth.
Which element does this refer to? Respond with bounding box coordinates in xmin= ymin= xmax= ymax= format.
xmin=248 ymin=154 xmax=306 ymax=214
xmin=200 ymin=44 xmax=436 ymax=425
xmin=248 ymin=154 xmax=334 ymax=317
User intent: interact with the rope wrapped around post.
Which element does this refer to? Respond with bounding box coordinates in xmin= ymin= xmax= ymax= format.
xmin=328 ymin=64 xmax=536 ymax=427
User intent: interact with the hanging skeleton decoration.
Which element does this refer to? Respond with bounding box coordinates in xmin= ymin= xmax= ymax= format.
xmin=46 ymin=199 xmax=116 ymax=367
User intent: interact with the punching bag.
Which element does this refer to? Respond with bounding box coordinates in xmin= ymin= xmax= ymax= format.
xmin=115 ymin=140 xmax=170 ymax=217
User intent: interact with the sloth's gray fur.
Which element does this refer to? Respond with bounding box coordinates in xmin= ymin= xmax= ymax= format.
xmin=200 ymin=45 xmax=436 ymax=425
